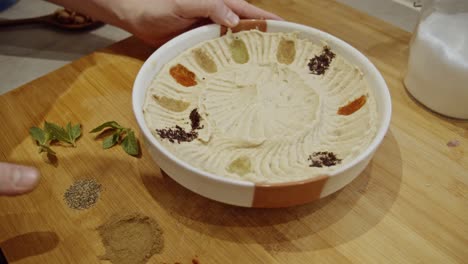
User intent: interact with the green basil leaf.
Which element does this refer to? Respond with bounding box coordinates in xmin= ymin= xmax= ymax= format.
xmin=103 ymin=132 xmax=120 ymax=149
xmin=39 ymin=145 xmax=56 ymax=155
xmin=121 ymin=130 xmax=139 ymax=156
xmin=90 ymin=121 xmax=122 ymax=133
xmin=68 ymin=123 xmax=82 ymax=145
xmin=44 ymin=121 xmax=69 ymax=143
xmin=29 ymin=126 xmax=47 ymax=145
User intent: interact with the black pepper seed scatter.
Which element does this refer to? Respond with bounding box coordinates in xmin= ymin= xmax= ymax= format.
xmin=64 ymin=179 xmax=102 ymax=210
xmin=156 ymin=125 xmax=198 ymax=143
xmin=156 ymin=108 xmax=204 ymax=144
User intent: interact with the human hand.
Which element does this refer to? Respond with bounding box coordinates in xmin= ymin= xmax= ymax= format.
xmin=0 ymin=162 xmax=40 ymax=196
xmin=48 ymin=0 xmax=282 ymax=46
xmin=117 ymin=0 xmax=283 ymax=45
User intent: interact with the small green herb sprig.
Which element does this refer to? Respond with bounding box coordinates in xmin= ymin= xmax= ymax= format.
xmin=90 ymin=121 xmax=139 ymax=156
xmin=29 ymin=121 xmax=82 ymax=156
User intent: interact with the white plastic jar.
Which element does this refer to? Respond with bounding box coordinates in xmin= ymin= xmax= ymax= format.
xmin=404 ymin=0 xmax=468 ymax=119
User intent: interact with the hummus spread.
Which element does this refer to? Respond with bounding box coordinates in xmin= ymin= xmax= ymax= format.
xmin=143 ymin=30 xmax=377 ymax=183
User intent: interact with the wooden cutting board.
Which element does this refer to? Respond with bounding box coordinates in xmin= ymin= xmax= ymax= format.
xmin=0 ymin=0 xmax=467 ymax=263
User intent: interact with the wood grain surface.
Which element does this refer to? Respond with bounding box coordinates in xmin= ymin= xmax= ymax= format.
xmin=1 ymin=0 xmax=467 ymax=263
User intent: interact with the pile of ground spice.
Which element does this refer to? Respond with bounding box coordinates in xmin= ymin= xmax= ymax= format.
xmin=98 ymin=213 xmax=164 ymax=264
xmin=308 ymin=152 xmax=342 ymax=167
xmin=308 ymin=46 xmax=336 ymax=75
xmin=189 ymin=109 xmax=203 ymax=130
xmin=64 ymin=179 xmax=101 ymax=210
xmin=338 ymin=95 xmax=367 ymax=116
xmin=156 ymin=108 xmax=203 ymax=143
xmin=170 ymin=64 xmax=198 ymax=87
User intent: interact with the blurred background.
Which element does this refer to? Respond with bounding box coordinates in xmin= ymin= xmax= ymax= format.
xmin=0 ymin=0 xmax=420 ymax=94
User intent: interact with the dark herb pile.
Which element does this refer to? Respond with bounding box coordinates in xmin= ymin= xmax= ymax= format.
xmin=156 ymin=108 xmax=204 ymax=143
xmin=308 ymin=151 xmax=342 ymax=168
xmin=308 ymin=46 xmax=336 ymax=75
xmin=189 ymin=108 xmax=203 ymax=130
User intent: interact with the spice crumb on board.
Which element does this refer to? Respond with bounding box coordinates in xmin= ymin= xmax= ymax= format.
xmin=64 ymin=179 xmax=101 ymax=210
xmin=447 ymin=139 xmax=460 ymax=147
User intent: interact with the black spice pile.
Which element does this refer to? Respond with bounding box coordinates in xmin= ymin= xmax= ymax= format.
xmin=308 ymin=46 xmax=336 ymax=75
xmin=64 ymin=179 xmax=102 ymax=210
xmin=189 ymin=108 xmax=203 ymax=130
xmin=308 ymin=152 xmax=342 ymax=168
xmin=156 ymin=125 xmax=198 ymax=144
xmin=156 ymin=108 xmax=204 ymax=143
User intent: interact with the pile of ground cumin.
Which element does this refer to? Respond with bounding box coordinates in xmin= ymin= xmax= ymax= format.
xmin=98 ymin=213 xmax=164 ymax=264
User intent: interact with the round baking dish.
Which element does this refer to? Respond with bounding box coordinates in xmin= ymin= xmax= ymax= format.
xmin=133 ymin=20 xmax=392 ymax=208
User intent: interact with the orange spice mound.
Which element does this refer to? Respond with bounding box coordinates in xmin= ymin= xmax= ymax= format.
xmin=170 ymin=64 xmax=197 ymax=87
xmin=338 ymin=95 xmax=367 ymax=116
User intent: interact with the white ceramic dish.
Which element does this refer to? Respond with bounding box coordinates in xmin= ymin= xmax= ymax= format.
xmin=133 ymin=20 xmax=392 ymax=208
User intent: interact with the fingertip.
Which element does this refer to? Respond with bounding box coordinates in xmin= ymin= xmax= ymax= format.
xmin=225 ymin=11 xmax=240 ymax=27
xmin=15 ymin=165 xmax=41 ymax=193
xmin=257 ymin=12 xmax=284 ymax=21
xmin=0 ymin=163 xmax=41 ymax=196
xmin=271 ymin=14 xmax=285 ymax=21
xmin=225 ymin=0 xmax=283 ymax=22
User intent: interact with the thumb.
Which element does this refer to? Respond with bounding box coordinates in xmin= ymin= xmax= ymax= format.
xmin=175 ymin=0 xmax=240 ymax=27
xmin=0 ymin=162 xmax=40 ymax=196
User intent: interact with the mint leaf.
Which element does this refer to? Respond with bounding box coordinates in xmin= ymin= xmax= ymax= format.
xmin=30 ymin=126 xmax=55 ymax=156
xmin=70 ymin=124 xmax=81 ymax=141
xmin=44 ymin=121 xmax=68 ymax=143
xmin=103 ymin=132 xmax=120 ymax=149
xmin=31 ymin=121 xmax=82 ymax=161
xmin=44 ymin=121 xmax=81 ymax=146
xmin=90 ymin=121 xmax=122 ymax=133
xmin=29 ymin=127 xmax=47 ymax=145
xmin=39 ymin=145 xmax=56 ymax=155
xmin=30 ymin=125 xmax=55 ymax=156
xmin=91 ymin=121 xmax=140 ymax=157
xmin=65 ymin=122 xmax=81 ymax=146
xmin=121 ymin=130 xmax=139 ymax=156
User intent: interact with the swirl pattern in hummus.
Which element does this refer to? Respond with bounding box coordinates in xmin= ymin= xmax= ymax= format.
xmin=143 ymin=30 xmax=377 ymax=183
